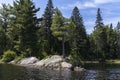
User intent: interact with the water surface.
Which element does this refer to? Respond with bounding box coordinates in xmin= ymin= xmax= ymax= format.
xmin=0 ymin=63 xmax=120 ymax=80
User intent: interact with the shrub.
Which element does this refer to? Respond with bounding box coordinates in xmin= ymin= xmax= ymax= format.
xmin=14 ymin=54 xmax=25 ymax=63
xmin=69 ymin=52 xmax=82 ymax=67
xmin=2 ymin=50 xmax=17 ymax=62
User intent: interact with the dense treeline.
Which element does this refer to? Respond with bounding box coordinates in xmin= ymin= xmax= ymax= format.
xmin=0 ymin=0 xmax=120 ymax=64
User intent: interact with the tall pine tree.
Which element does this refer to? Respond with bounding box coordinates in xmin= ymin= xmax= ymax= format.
xmin=9 ymin=0 xmax=40 ymax=56
xmin=0 ymin=4 xmax=10 ymax=55
xmin=71 ymin=6 xmax=88 ymax=60
xmin=116 ymin=22 xmax=120 ymax=58
xmin=41 ymin=0 xmax=54 ymax=54
xmin=51 ymin=8 xmax=76 ymax=58
xmin=94 ymin=8 xmax=104 ymax=29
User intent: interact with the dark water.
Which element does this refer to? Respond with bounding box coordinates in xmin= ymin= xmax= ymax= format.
xmin=0 ymin=63 xmax=120 ymax=80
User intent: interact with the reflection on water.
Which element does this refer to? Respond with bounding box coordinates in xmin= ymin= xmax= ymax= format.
xmin=0 ymin=64 xmax=120 ymax=80
xmin=83 ymin=69 xmax=120 ymax=80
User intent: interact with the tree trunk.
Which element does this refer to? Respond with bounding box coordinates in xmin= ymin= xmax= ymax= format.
xmin=62 ymin=35 xmax=65 ymax=58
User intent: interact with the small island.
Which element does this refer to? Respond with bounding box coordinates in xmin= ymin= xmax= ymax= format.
xmin=0 ymin=0 xmax=120 ymax=79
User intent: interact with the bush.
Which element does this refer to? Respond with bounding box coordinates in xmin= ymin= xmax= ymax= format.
xmin=69 ymin=52 xmax=82 ymax=67
xmin=14 ymin=54 xmax=25 ymax=63
xmin=2 ymin=50 xmax=17 ymax=62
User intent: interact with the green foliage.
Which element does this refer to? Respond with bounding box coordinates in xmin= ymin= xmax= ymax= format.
xmin=69 ymin=51 xmax=82 ymax=66
xmin=51 ymin=8 xmax=65 ymax=40
xmin=0 ymin=1 xmax=120 ymax=64
xmin=0 ymin=24 xmax=6 ymax=55
xmin=14 ymin=54 xmax=25 ymax=62
xmin=0 ymin=4 xmax=10 ymax=56
xmin=40 ymin=0 xmax=54 ymax=55
xmin=116 ymin=22 xmax=120 ymax=58
xmin=2 ymin=50 xmax=17 ymax=62
xmin=71 ymin=6 xmax=88 ymax=59
xmin=51 ymin=8 xmax=66 ymax=57
xmin=90 ymin=26 xmax=118 ymax=60
xmin=8 ymin=0 xmax=40 ymax=56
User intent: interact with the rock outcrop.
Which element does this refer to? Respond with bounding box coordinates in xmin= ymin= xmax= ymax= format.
xmin=17 ymin=55 xmax=85 ymax=71
xmin=17 ymin=57 xmax=39 ymax=65
xmin=34 ymin=55 xmax=72 ymax=71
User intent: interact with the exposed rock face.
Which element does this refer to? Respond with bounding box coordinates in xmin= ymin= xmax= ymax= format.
xmin=61 ymin=62 xmax=72 ymax=70
xmin=17 ymin=57 xmax=39 ymax=65
xmin=35 ymin=55 xmax=63 ymax=67
xmin=34 ymin=55 xmax=72 ymax=70
xmin=17 ymin=55 xmax=85 ymax=72
xmin=9 ymin=61 xmax=15 ymax=64
xmin=74 ymin=66 xmax=86 ymax=72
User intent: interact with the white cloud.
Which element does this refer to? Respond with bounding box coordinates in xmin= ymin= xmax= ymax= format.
xmin=94 ymin=0 xmax=120 ymax=4
xmin=61 ymin=0 xmax=120 ymax=10
xmin=61 ymin=1 xmax=96 ymax=10
xmin=61 ymin=1 xmax=82 ymax=10
xmin=83 ymin=2 xmax=96 ymax=8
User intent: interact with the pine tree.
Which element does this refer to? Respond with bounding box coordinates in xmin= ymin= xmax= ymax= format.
xmin=116 ymin=22 xmax=120 ymax=32
xmin=108 ymin=24 xmax=118 ymax=59
xmin=0 ymin=20 xmax=5 ymax=56
xmin=116 ymin=22 xmax=120 ymax=58
xmin=51 ymin=8 xmax=75 ymax=58
xmin=0 ymin=4 xmax=10 ymax=55
xmin=41 ymin=0 xmax=54 ymax=54
xmin=9 ymin=0 xmax=40 ymax=56
xmin=71 ymin=6 xmax=88 ymax=59
xmin=94 ymin=8 xmax=104 ymax=29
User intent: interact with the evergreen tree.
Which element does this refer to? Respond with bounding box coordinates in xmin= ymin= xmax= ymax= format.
xmin=116 ymin=22 xmax=120 ymax=58
xmin=9 ymin=0 xmax=40 ymax=56
xmin=107 ymin=24 xmax=118 ymax=59
xmin=0 ymin=4 xmax=10 ymax=55
xmin=92 ymin=27 xmax=108 ymax=61
xmin=41 ymin=0 xmax=54 ymax=54
xmin=51 ymin=8 xmax=75 ymax=58
xmin=71 ymin=6 xmax=88 ymax=60
xmin=0 ymin=20 xmax=5 ymax=56
xmin=94 ymin=8 xmax=104 ymax=29
xmin=91 ymin=25 xmax=118 ymax=60
xmin=116 ymin=22 xmax=120 ymax=32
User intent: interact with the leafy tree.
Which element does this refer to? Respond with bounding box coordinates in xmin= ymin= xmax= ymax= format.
xmin=9 ymin=0 xmax=40 ymax=56
xmin=94 ymin=8 xmax=104 ymax=29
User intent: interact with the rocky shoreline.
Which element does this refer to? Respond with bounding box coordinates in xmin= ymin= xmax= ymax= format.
xmin=9 ymin=55 xmax=85 ymax=72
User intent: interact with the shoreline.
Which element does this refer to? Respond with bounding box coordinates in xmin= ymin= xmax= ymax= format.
xmin=7 ymin=55 xmax=86 ymax=72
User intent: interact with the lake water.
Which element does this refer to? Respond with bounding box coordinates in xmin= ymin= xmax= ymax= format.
xmin=0 ymin=63 xmax=120 ymax=80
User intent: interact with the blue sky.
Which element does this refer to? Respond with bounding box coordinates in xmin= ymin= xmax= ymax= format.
xmin=1 ymin=0 xmax=120 ymax=34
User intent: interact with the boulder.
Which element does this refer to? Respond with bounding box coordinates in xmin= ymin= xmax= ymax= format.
xmin=35 ymin=55 xmax=63 ymax=67
xmin=61 ymin=62 xmax=72 ymax=69
xmin=9 ymin=61 xmax=16 ymax=64
xmin=34 ymin=55 xmax=72 ymax=71
xmin=18 ymin=57 xmax=39 ymax=65
xmin=74 ymin=66 xmax=86 ymax=72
